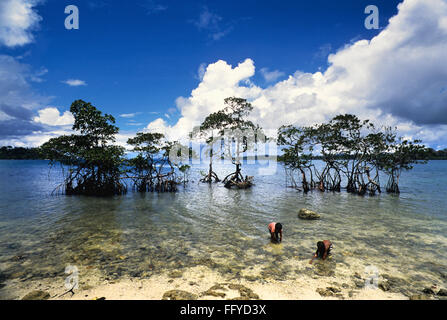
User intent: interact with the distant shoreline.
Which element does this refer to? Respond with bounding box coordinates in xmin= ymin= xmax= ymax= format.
xmin=2 ymin=145 xmax=447 ymax=161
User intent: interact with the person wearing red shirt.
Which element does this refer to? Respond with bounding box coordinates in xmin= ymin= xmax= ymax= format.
xmin=268 ymin=222 xmax=283 ymax=243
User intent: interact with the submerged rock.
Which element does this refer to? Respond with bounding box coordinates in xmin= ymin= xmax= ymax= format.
xmin=168 ymin=270 xmax=183 ymax=278
xmin=379 ymin=282 xmax=391 ymax=292
xmin=348 ymin=290 xmax=357 ymax=298
xmin=437 ymin=289 xmax=447 ymax=296
xmin=245 ymin=275 xmax=258 ymax=282
xmin=209 ymin=284 xmax=228 ymax=291
xmin=298 ymin=209 xmax=321 ymax=220
xmin=10 ymin=271 xmax=26 ymax=279
xmin=21 ymin=290 xmax=51 ymax=300
xmin=200 ymin=283 xmax=228 ymax=298
xmin=195 ymin=257 xmax=218 ymax=269
xmin=200 ymin=289 xmax=226 ymax=298
xmin=229 ymin=296 xmax=252 ymax=300
xmin=409 ymin=294 xmax=432 ymax=300
xmin=162 ymin=290 xmax=198 ymax=300
xmin=316 ymin=287 xmax=341 ymax=297
xmin=381 ymin=274 xmax=408 ymax=291
xmin=353 ymin=280 xmax=364 ymax=289
xmin=422 ymin=287 xmax=435 ymax=295
xmin=12 ymin=255 xmax=26 ymax=262
xmin=227 ymin=284 xmax=260 ymax=300
xmin=313 ymin=261 xmax=336 ymax=277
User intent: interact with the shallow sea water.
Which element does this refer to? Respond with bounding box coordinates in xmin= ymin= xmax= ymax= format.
xmin=0 ymin=160 xmax=446 ymax=298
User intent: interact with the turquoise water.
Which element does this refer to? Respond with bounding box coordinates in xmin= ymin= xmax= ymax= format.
xmin=0 ymin=160 xmax=446 ymax=298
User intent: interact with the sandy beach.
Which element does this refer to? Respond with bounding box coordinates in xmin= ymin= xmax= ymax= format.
xmin=2 ymin=264 xmax=413 ymax=300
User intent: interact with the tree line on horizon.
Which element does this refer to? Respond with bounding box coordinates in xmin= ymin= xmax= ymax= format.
xmin=0 ymin=98 xmax=443 ymax=196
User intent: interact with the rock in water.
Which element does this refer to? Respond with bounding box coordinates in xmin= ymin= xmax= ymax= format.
xmin=316 ymin=287 xmax=341 ymax=297
xmin=422 ymin=287 xmax=435 ymax=295
xmin=379 ymin=282 xmax=391 ymax=291
xmin=437 ymin=289 xmax=447 ymax=296
xmin=298 ymin=208 xmax=321 ymax=220
xmin=168 ymin=270 xmax=183 ymax=278
xmin=409 ymin=294 xmax=431 ymax=300
xmin=21 ymin=290 xmax=50 ymax=300
xmin=162 ymin=290 xmax=198 ymax=300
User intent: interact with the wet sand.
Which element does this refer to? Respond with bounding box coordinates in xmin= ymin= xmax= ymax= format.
xmin=1 ymin=264 xmax=413 ymax=300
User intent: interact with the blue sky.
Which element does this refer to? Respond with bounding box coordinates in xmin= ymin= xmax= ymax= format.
xmin=1 ymin=0 xmax=447 ymax=149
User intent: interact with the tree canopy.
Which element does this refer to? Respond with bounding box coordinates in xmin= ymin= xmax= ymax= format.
xmin=28 ymin=99 xmax=432 ymax=197
xmin=40 ymin=100 xmax=126 ymax=196
xmin=277 ymin=114 xmax=428 ymax=194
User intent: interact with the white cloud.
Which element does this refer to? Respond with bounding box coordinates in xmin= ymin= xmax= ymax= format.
xmin=0 ymin=0 xmax=42 ymax=47
xmin=197 ymin=63 xmax=207 ymax=81
xmin=193 ymin=6 xmax=222 ymax=30
xmin=0 ymin=55 xmax=75 ymax=147
xmin=146 ymin=0 xmax=447 ymax=148
xmin=30 ymin=67 xmax=48 ymax=83
xmin=191 ymin=6 xmax=233 ymax=41
xmin=33 ymin=107 xmax=74 ymax=126
xmin=145 ymin=59 xmax=261 ymax=140
xmin=119 ymin=112 xmax=140 ymax=118
xmin=146 ymin=118 xmax=169 ymax=133
xmin=126 ymin=122 xmax=143 ymax=126
xmin=260 ymin=68 xmax=285 ymax=83
xmin=62 ymin=79 xmax=87 ymax=87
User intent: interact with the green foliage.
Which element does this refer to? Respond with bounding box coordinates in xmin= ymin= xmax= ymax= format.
xmin=70 ymin=100 xmax=119 ymax=146
xmin=277 ymin=114 xmax=428 ymax=195
xmin=0 ymin=146 xmax=42 ymax=160
xmin=40 ymin=100 xmax=126 ymax=196
xmin=125 ymin=132 xmax=194 ymax=192
xmin=377 ymin=136 xmax=427 ymax=193
xmin=221 ymin=97 xmax=264 ymax=165
xmin=277 ymin=125 xmax=314 ymax=169
xmin=32 ymin=98 xmax=433 ymax=197
xmin=423 ymin=148 xmax=447 ymax=159
xmin=179 ymin=164 xmax=191 ymax=173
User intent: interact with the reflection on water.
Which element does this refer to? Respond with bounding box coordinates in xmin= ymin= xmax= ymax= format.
xmin=0 ymin=160 xmax=447 ymax=297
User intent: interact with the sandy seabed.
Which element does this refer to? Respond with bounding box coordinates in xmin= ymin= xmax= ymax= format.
xmin=1 ymin=265 xmax=407 ymax=300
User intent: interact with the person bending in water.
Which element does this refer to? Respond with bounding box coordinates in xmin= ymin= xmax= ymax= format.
xmin=309 ymin=240 xmax=332 ymax=264
xmin=268 ymin=222 xmax=283 ymax=243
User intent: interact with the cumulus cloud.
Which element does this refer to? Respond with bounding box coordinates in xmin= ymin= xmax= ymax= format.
xmin=0 ymin=55 xmax=47 ymax=135
xmin=197 ymin=63 xmax=207 ymax=81
xmin=0 ymin=0 xmax=42 ymax=47
xmin=146 ymin=0 xmax=447 ymax=148
xmin=0 ymin=55 xmax=74 ymax=147
xmin=62 ymin=79 xmax=87 ymax=87
xmin=144 ymin=58 xmax=261 ymax=140
xmin=260 ymin=68 xmax=285 ymax=83
xmin=33 ymin=107 xmax=74 ymax=126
